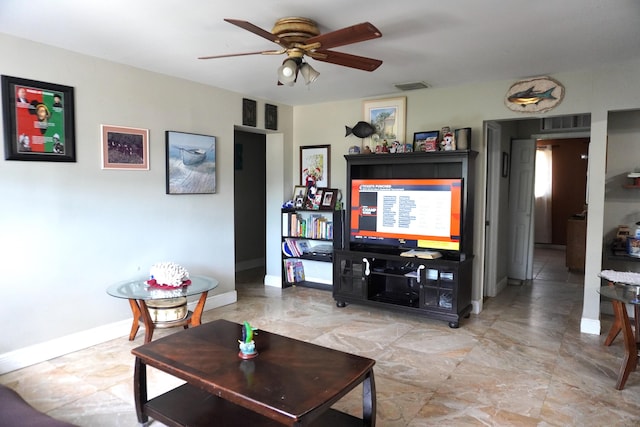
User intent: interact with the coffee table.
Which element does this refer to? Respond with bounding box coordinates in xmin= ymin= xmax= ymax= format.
xmin=131 ymin=319 xmax=376 ymax=426
xmin=107 ymin=275 xmax=218 ymax=343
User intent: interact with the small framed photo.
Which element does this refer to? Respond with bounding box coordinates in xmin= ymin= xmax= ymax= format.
xmin=320 ymin=188 xmax=338 ymax=210
xmin=101 ymin=125 xmax=149 ymax=170
xmin=292 ymin=185 xmax=307 ymax=204
xmin=304 ymin=185 xmax=322 ymax=210
xmin=413 ymin=130 xmax=440 ymax=152
xmin=2 ymin=75 xmax=76 ymax=161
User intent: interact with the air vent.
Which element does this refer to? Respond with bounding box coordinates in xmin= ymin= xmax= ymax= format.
xmin=394 ymin=81 xmax=430 ymax=91
xmin=540 ymin=114 xmax=591 ymax=131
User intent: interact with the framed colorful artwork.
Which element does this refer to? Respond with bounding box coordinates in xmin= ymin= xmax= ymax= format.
xmin=2 ymin=75 xmax=76 ymax=161
xmin=300 ymin=144 xmax=330 ymax=188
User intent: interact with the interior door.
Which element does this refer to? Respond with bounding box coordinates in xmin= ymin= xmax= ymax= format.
xmin=508 ymin=139 xmax=536 ymax=281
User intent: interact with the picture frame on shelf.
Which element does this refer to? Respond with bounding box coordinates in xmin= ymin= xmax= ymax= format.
xmin=413 ymin=130 xmax=439 ymax=152
xmin=363 ymin=96 xmax=406 ymax=144
xmin=101 ymin=125 xmax=149 ymax=170
xmin=304 ymin=185 xmax=322 ymax=210
xmin=166 ymin=130 xmax=216 ymax=194
xmin=300 ymin=144 xmax=330 ymax=188
xmin=292 ymin=185 xmax=307 ymax=206
xmin=2 ymin=75 xmax=76 ymax=162
xmin=320 ymin=188 xmax=338 ymax=210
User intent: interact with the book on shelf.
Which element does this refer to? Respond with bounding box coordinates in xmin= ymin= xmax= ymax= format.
xmin=283 ymin=259 xmax=305 ymax=283
xmin=282 ymin=211 xmax=333 ymax=240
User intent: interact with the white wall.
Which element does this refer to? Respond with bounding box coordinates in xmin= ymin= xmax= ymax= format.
xmin=0 ymin=34 xmax=293 ymax=363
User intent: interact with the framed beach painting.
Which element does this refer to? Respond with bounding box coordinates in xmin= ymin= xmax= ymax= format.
xmin=363 ymin=96 xmax=406 ymax=144
xmin=166 ymin=130 xmax=216 ymax=194
xmin=2 ymin=75 xmax=76 ymax=161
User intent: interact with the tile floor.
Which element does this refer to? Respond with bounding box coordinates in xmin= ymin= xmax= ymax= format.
xmin=2 ymin=247 xmax=639 ymax=426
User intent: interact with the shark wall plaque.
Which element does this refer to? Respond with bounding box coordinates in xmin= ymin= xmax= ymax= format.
xmin=504 ymin=76 xmax=564 ymax=113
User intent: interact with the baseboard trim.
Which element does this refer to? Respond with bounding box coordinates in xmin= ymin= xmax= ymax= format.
xmin=0 ymin=290 xmax=237 ymax=375
xmin=580 ymin=317 xmax=600 ymax=335
xmin=471 ymin=298 xmax=483 ymax=314
xmin=264 ymin=274 xmax=281 ymax=288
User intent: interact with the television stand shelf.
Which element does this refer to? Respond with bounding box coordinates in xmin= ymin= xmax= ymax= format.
xmin=333 ymin=250 xmax=472 ymax=327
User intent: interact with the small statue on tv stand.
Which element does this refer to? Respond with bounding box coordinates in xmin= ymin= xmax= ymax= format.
xmin=440 ymin=131 xmax=456 ymax=151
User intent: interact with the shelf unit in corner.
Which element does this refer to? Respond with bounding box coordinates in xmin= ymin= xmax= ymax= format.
xmin=281 ymin=208 xmax=344 ymax=290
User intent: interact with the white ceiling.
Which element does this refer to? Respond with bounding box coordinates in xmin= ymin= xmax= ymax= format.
xmin=1 ymin=0 xmax=639 ymax=106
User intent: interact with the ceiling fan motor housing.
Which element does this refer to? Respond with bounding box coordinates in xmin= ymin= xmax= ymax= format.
xmin=271 ymin=17 xmax=320 ymax=44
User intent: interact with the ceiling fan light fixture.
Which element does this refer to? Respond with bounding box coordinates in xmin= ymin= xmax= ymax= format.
xmin=277 ymin=58 xmax=300 ymax=84
xmin=300 ymin=62 xmax=320 ymax=84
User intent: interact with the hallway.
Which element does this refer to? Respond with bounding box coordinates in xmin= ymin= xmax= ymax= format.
xmin=1 ymin=248 xmax=639 ymax=426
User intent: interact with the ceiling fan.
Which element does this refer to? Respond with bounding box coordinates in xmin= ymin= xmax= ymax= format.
xmin=198 ymin=17 xmax=383 ymax=85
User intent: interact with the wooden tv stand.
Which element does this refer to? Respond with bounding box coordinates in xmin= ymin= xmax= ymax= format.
xmin=335 ymin=151 xmax=477 ymax=327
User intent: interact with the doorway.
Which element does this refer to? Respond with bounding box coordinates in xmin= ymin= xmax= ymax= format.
xmin=233 ymin=130 xmax=266 ymax=283
xmin=483 ymin=117 xmax=590 ymax=299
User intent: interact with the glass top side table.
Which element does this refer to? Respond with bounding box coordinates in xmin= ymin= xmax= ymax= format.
xmin=107 ymin=275 xmax=218 ymax=343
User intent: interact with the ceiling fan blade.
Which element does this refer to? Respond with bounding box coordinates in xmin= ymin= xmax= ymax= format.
xmin=305 ymin=22 xmax=381 ymax=50
xmin=311 ymin=50 xmax=382 ymax=71
xmin=198 ymin=50 xmax=283 ymax=60
xmin=224 ymin=18 xmax=290 ymax=48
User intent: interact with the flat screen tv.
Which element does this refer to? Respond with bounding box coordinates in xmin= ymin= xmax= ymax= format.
xmin=349 ymin=178 xmax=463 ymax=252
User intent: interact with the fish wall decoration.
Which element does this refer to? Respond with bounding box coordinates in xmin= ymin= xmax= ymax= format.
xmin=504 ymin=76 xmax=564 ymax=113
xmin=345 ymin=121 xmax=377 ymax=139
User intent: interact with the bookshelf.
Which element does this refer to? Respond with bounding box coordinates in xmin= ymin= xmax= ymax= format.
xmin=281 ymin=208 xmax=343 ymax=289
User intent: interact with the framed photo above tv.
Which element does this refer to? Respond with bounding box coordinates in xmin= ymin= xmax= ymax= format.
xmin=2 ymin=75 xmax=76 ymax=162
xmin=363 ymin=96 xmax=406 ymax=143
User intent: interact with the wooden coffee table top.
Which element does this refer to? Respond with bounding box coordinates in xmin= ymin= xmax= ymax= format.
xmin=132 ymin=319 xmax=375 ymax=425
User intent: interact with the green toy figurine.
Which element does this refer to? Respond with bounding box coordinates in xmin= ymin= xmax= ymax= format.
xmin=238 ymin=321 xmax=258 ymax=359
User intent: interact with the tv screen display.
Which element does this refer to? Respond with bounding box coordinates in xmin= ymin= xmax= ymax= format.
xmin=350 ymin=178 xmax=462 ymax=251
